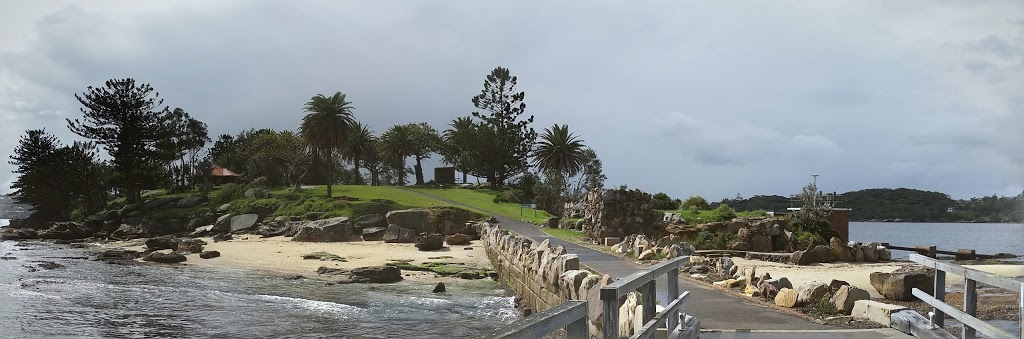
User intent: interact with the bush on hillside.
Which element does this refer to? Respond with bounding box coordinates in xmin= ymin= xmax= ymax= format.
xmin=681 ymin=196 xmax=710 ymax=210
xmin=228 ymin=198 xmax=282 ymax=215
xmin=493 ymin=189 xmax=526 ymax=204
xmin=274 ymin=197 xmax=348 ymax=217
xmin=213 ymin=183 xmax=247 ymax=205
xmin=709 ymin=204 xmax=737 ymax=222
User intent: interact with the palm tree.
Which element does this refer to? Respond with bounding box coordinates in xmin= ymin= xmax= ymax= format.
xmin=442 ymin=116 xmax=476 ymax=184
xmin=362 ymin=139 xmax=384 ymax=186
xmin=343 ymin=121 xmax=375 ymax=185
xmin=377 ymin=124 xmax=413 ymax=186
xmin=532 ymin=124 xmax=587 ymax=177
xmin=299 ymin=92 xmax=355 ymax=197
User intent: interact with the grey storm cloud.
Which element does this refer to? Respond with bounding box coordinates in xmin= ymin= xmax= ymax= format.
xmin=1 ymin=0 xmax=1022 ymax=200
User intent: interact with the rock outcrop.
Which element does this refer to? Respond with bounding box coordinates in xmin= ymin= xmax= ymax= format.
xmin=832 ymin=285 xmax=870 ymax=314
xmin=415 ymin=233 xmax=444 ymax=251
xmin=385 ymin=209 xmax=431 ymax=232
xmin=361 ymin=227 xmax=387 ymax=241
xmin=291 ymin=217 xmax=353 ymax=242
xmin=444 ymin=233 xmax=471 ymax=245
xmin=869 ymin=265 xmax=934 ymax=301
xmin=199 ymin=251 xmax=220 ymax=259
xmin=383 ymin=225 xmax=417 ymax=243
xmin=797 ymin=281 xmax=829 ymax=304
xmin=143 ymin=252 xmax=186 ymax=264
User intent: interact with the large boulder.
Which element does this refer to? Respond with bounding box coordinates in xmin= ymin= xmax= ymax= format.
xmin=748 ymin=235 xmax=772 ymax=252
xmin=444 ymin=233 xmax=471 ymax=245
xmin=758 ymin=277 xmax=792 ymax=300
xmin=199 ymin=251 xmax=220 ymax=259
xmin=353 ymin=214 xmax=387 ymax=231
xmin=244 ymin=187 xmax=268 ymax=199
xmin=877 ymin=247 xmax=892 ymax=261
xmin=797 ymin=281 xmax=829 ymax=304
xmin=176 ymin=238 xmax=205 ymax=253
xmin=545 ymin=217 xmax=561 ymax=228
xmin=829 ymin=237 xmax=853 ymax=262
xmin=213 ymin=214 xmax=233 ymax=232
xmin=831 ymin=285 xmax=870 ymax=314
xmin=229 ymin=214 xmax=260 ymax=232
xmin=385 ymin=209 xmax=431 ymax=232
xmin=728 ymin=240 xmax=750 ymax=251
xmin=145 ymin=236 xmax=178 ymax=250
xmin=143 ymin=252 xmax=187 ymax=264
xmin=415 ymin=233 xmax=445 ymax=251
xmin=291 ymin=217 xmax=353 ymax=242
xmin=348 ymin=266 xmax=402 ymax=283
xmin=383 ymin=225 xmax=417 ymax=243
xmin=774 ymin=288 xmax=798 ymax=308
xmin=789 ymin=250 xmax=813 ymax=265
xmin=361 ymin=227 xmax=387 ymax=241
xmin=861 ymin=243 xmax=878 ymax=262
xmin=869 ymin=265 xmax=935 ymax=301
xmin=810 ymin=245 xmax=836 ymax=263
xmin=145 ymin=197 xmax=179 ymax=209
xmin=0 ymin=228 xmax=37 ymax=240
xmin=176 ymin=196 xmax=203 ymax=208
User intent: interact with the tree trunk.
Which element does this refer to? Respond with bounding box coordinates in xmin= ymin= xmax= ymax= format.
xmin=326 ymin=151 xmax=333 ymax=197
xmin=353 ymin=156 xmax=362 ymax=185
xmin=414 ymin=157 xmax=424 ymax=185
xmin=397 ymin=156 xmax=406 ymax=186
xmin=462 ymin=170 xmax=467 ymax=184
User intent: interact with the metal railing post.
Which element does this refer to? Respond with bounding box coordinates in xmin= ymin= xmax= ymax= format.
xmin=963 ymin=278 xmax=977 ymax=339
xmin=641 ymin=280 xmax=656 ymax=325
xmin=602 ymin=296 xmax=619 ymax=339
xmin=567 ymin=316 xmax=588 ymax=339
xmin=933 ymin=270 xmax=945 ymax=328
xmin=667 ymin=267 xmax=679 ymax=331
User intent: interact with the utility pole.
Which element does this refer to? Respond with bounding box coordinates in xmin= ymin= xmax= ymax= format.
xmin=811 ymin=174 xmax=819 ymax=207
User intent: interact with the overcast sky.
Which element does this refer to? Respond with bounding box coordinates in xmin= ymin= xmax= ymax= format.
xmin=1 ymin=1 xmax=1022 ymax=201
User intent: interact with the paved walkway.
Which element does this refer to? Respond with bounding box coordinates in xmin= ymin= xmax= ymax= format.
xmin=404 ymin=189 xmax=875 ymax=332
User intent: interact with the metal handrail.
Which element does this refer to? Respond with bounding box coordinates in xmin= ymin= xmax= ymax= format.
xmin=601 ymin=256 xmax=693 ymax=339
xmin=489 ymin=300 xmax=589 ymax=339
xmin=908 ymin=254 xmax=1023 ymax=339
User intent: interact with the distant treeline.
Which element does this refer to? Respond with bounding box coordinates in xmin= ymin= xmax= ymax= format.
xmin=711 ymin=188 xmax=1024 ymax=223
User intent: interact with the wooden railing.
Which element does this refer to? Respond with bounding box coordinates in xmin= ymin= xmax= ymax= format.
xmin=601 ymin=256 xmax=699 ymax=339
xmin=489 ymin=300 xmax=589 ymax=339
xmin=909 ymin=254 xmax=1023 ymax=339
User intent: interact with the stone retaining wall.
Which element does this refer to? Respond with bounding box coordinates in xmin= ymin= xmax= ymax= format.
xmin=580 ymin=188 xmax=661 ymax=240
xmin=481 ymin=223 xmax=609 ymax=337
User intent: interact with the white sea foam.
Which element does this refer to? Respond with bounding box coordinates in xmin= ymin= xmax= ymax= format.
xmin=255 ymin=294 xmax=364 ymax=318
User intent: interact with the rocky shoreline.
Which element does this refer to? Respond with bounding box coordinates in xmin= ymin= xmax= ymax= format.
xmin=1 ymin=195 xmax=503 ymax=288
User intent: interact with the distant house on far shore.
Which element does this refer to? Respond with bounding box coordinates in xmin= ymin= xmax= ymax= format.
xmin=211 ymin=165 xmax=239 ymax=185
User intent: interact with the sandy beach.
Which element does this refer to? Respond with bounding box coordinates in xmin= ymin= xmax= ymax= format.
xmin=731 ymin=258 xmax=1024 ymax=298
xmin=104 ymin=236 xmax=494 ymax=284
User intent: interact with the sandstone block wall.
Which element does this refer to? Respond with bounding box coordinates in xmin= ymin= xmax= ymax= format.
xmin=481 ymin=224 xmax=608 ymax=337
xmin=581 ymin=188 xmax=661 ymax=240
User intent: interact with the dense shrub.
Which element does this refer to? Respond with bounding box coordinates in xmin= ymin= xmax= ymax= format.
xmin=493 ymin=189 xmax=526 ymax=204
xmin=693 ymin=231 xmax=717 ymax=250
xmin=213 ymin=183 xmax=247 ymax=205
xmin=709 ymin=204 xmax=737 ymax=222
xmin=681 ymin=196 xmax=710 ymax=210
xmin=651 ymin=193 xmax=680 ymax=210
xmin=274 ymin=197 xmax=347 ymax=217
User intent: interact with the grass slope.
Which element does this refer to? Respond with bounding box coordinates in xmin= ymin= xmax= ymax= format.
xmin=407 ymin=187 xmax=555 ymax=224
xmin=269 ymin=185 xmax=452 ymax=208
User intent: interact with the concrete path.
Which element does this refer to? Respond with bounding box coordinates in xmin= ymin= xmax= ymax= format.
xmin=403 ymin=189 xmax=895 ymax=333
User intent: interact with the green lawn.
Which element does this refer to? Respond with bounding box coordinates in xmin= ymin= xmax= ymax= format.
xmin=408 ymin=187 xmax=555 ymax=223
xmin=270 ymin=185 xmax=453 ymax=208
xmin=541 ymin=227 xmax=585 ymax=242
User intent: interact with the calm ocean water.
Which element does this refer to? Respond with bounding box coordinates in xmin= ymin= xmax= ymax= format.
xmin=0 ymin=237 xmax=516 ymax=339
xmin=849 ymin=222 xmax=1024 ymax=260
